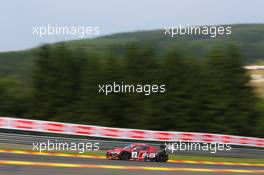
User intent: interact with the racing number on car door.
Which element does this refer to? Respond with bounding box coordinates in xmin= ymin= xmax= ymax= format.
xmin=131 ymin=151 xmax=138 ymax=158
xmin=131 ymin=152 xmax=145 ymax=158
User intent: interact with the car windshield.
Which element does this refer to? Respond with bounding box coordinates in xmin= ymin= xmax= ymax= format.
xmin=123 ymin=144 xmax=133 ymax=149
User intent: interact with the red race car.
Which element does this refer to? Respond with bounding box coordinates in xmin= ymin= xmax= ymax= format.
xmin=106 ymin=143 xmax=168 ymax=162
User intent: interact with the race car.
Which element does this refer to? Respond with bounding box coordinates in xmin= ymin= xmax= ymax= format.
xmin=106 ymin=143 xmax=168 ymax=162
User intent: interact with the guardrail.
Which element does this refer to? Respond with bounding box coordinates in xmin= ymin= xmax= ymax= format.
xmin=0 ymin=117 xmax=263 ymax=147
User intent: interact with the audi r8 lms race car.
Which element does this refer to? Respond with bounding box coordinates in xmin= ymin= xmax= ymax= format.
xmin=106 ymin=143 xmax=168 ymax=162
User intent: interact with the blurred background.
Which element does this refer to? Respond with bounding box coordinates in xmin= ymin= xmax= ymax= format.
xmin=0 ymin=0 xmax=263 ymax=138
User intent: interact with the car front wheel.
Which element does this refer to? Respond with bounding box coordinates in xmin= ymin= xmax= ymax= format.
xmin=119 ymin=152 xmax=131 ymax=160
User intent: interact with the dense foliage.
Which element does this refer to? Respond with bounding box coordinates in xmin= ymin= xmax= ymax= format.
xmin=0 ymin=42 xmax=263 ymax=137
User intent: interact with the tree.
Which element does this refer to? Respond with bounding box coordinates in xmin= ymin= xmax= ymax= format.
xmin=202 ymin=45 xmax=259 ymax=135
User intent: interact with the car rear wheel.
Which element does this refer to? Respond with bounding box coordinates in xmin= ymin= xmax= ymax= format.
xmin=155 ymin=152 xmax=168 ymax=162
xmin=119 ymin=152 xmax=130 ymax=160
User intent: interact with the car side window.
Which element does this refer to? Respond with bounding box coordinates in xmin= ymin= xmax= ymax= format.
xmin=134 ymin=145 xmax=147 ymax=150
xmin=141 ymin=146 xmax=148 ymax=150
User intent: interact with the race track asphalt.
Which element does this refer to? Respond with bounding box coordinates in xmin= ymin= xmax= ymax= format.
xmin=0 ymin=152 xmax=263 ymax=175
